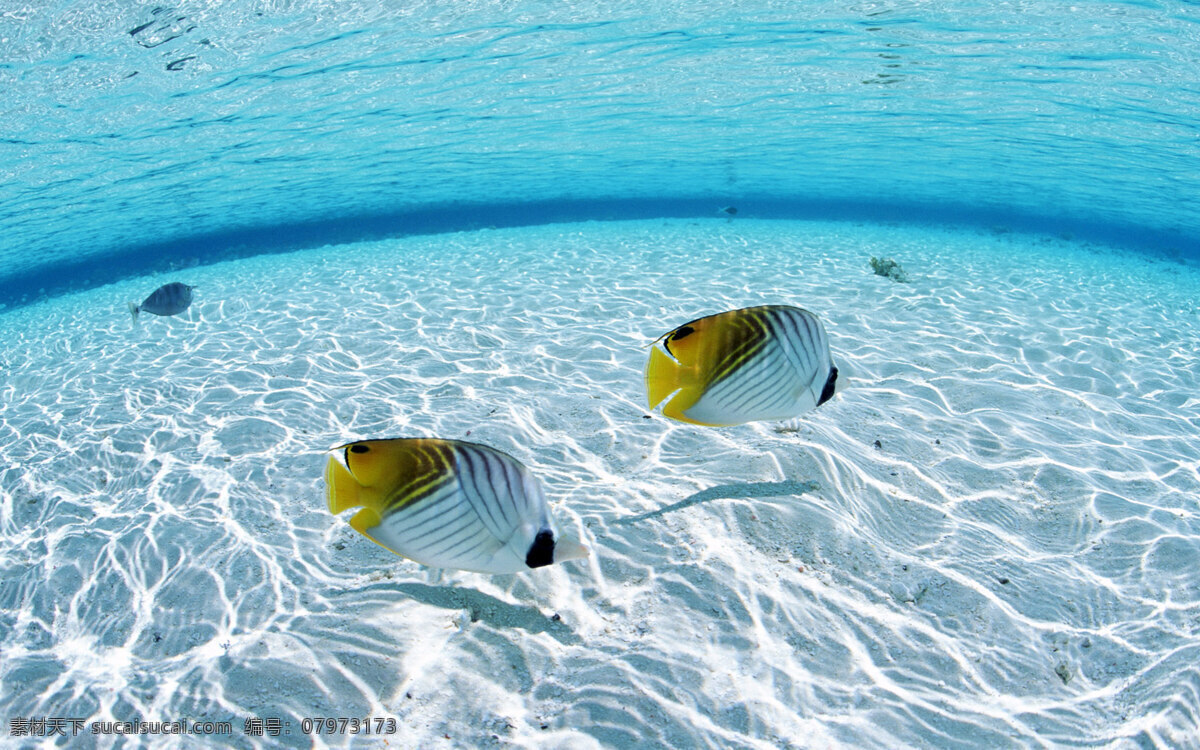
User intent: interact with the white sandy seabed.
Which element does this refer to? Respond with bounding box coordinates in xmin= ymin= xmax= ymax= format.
xmin=1 ymin=219 xmax=1199 ymax=750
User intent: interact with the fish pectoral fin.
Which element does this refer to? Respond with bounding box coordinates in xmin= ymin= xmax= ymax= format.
xmin=647 ymin=347 xmax=723 ymax=425
xmin=348 ymin=507 xmax=383 ymax=535
xmin=660 ymin=392 xmax=729 ymax=427
xmin=348 ymin=507 xmax=416 ymax=560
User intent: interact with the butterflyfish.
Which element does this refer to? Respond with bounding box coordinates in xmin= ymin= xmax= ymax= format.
xmin=324 ymin=438 xmax=589 ymax=574
xmin=645 ymin=304 xmax=839 ymax=427
xmin=128 ymin=282 xmax=195 ymax=322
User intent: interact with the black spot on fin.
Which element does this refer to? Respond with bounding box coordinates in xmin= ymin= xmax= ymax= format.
xmin=817 ymin=366 xmax=838 ymax=407
xmin=350 ymin=444 xmax=370 ymax=453
xmin=525 ymin=530 xmax=556 ymax=569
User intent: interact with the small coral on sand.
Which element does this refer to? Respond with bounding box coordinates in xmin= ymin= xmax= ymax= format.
xmin=870 ymin=256 xmax=910 ymax=282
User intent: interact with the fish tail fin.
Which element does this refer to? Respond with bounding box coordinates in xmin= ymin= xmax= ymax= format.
xmin=553 ymin=534 xmax=589 ymax=563
xmin=128 ymin=302 xmax=140 ymax=323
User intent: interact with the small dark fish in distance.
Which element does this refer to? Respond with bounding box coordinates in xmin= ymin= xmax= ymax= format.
xmin=718 ymin=206 xmax=738 ymax=216
xmin=128 ymin=282 xmax=195 ymax=323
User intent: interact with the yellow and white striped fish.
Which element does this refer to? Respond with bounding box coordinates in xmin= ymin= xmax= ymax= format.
xmin=645 ymin=304 xmax=839 ymax=427
xmin=324 ymin=438 xmax=588 ymax=574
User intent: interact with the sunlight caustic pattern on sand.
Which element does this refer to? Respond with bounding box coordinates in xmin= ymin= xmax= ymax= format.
xmin=1 ymin=220 xmax=1198 ymax=748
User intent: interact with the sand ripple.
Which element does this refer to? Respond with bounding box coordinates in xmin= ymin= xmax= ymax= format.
xmin=1 ymin=219 xmax=1198 ymax=748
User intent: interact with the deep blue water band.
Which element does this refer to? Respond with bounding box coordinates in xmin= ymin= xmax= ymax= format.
xmin=2 ymin=197 xmax=1195 ymax=311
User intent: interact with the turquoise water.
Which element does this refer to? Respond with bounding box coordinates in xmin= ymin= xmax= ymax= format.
xmin=3 ymin=3 xmax=1200 ymax=750
xmin=1 ymin=2 xmax=1199 ymax=304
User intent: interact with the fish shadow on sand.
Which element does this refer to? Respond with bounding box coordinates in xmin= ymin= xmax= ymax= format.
xmin=389 ymin=582 xmax=581 ymax=645
xmin=613 ymin=480 xmax=822 ymax=525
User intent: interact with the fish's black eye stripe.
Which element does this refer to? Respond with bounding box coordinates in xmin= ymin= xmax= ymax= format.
xmin=663 ymin=324 xmax=693 ymax=357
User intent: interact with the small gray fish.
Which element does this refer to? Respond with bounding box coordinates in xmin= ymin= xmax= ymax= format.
xmin=128 ymin=282 xmax=194 ymax=323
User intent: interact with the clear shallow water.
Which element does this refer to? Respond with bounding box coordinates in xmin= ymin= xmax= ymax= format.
xmin=3 ymin=2 xmax=1200 ymax=748
xmin=1 ymin=1 xmax=1199 ymax=304
xmin=1 ymin=219 xmax=1199 ymax=749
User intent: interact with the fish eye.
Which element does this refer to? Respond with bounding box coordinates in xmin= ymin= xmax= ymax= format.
xmin=670 ymin=325 xmax=695 ymax=341
xmin=350 ymin=444 xmax=370 ymax=454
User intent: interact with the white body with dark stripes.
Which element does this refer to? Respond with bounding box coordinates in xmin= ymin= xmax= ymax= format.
xmin=325 ymin=438 xmax=588 ymax=575
xmin=684 ymin=306 xmax=836 ymax=426
xmin=372 ymin=444 xmax=553 ymax=573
